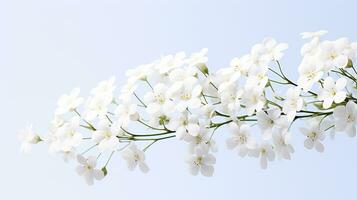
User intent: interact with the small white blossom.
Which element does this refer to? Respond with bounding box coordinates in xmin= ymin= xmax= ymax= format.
xmin=300 ymin=30 xmax=328 ymax=39
xmin=249 ymin=143 xmax=275 ymax=169
xmin=168 ymin=83 xmax=202 ymax=112
xmin=167 ymin=112 xmax=200 ymax=139
xmin=318 ymin=77 xmax=347 ymax=108
xmin=186 ymin=148 xmax=216 ymax=177
xmin=283 ymin=87 xmax=303 ymax=121
xmin=92 ymin=121 xmax=119 ymax=152
xmin=262 ymin=38 xmax=289 ymax=61
xmin=18 ymin=124 xmax=41 ymax=153
xmin=300 ymin=120 xmax=326 ymax=152
xmin=298 ymin=59 xmax=324 ymax=92
xmin=156 ymin=52 xmax=186 ymax=74
xmin=187 ymin=48 xmax=208 ymax=67
xmin=76 ymin=155 xmax=104 ymax=185
xmin=55 ymin=88 xmax=84 ymax=115
xmin=144 ymin=83 xmax=173 ymax=114
xmin=242 ymin=88 xmax=265 ymax=116
xmin=272 ymin=130 xmax=294 ymax=160
xmin=333 ymin=101 xmax=357 ymax=137
xmin=115 ymin=104 xmax=139 ymax=127
xmin=226 ymin=123 xmax=256 ymax=157
xmin=50 ymin=117 xmax=82 ymax=152
xmin=122 ymin=144 xmax=149 ymax=173
xmin=257 ymin=108 xmax=283 ymax=140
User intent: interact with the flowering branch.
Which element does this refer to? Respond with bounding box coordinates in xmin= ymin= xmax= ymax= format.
xmin=19 ymin=30 xmax=357 ymax=185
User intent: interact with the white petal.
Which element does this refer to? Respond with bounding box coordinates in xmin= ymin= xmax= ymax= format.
xmin=200 ymin=164 xmax=214 ymax=177
xmin=76 ymin=166 xmax=86 ymax=176
xmin=334 ymin=92 xmax=346 ymax=103
xmin=336 ymin=78 xmax=347 ymax=90
xmin=84 ymin=172 xmax=94 ymax=185
xmin=315 ymin=141 xmax=324 ymax=153
xmin=304 ymin=139 xmax=314 ymax=149
xmin=77 ymin=155 xmax=87 ymax=165
xmin=260 ymin=156 xmax=268 ymax=169
xmin=93 ymin=169 xmax=104 ymax=180
xmin=189 ymin=164 xmax=199 ymax=176
xmin=323 ymin=98 xmax=333 ymax=109
xmin=139 ymin=162 xmax=150 ymax=173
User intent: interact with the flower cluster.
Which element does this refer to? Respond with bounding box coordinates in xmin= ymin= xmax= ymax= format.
xmin=19 ymin=30 xmax=357 ymax=185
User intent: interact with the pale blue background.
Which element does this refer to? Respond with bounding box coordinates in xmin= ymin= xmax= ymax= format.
xmin=1 ymin=0 xmax=357 ymax=199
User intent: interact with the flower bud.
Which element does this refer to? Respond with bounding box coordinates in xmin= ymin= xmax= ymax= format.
xmin=101 ymin=167 xmax=108 ymax=176
xmin=196 ymin=63 xmax=209 ymax=75
xmin=346 ymin=59 xmax=353 ymax=68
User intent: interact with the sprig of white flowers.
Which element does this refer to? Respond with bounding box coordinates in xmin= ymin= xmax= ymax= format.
xmin=19 ymin=30 xmax=357 ymax=185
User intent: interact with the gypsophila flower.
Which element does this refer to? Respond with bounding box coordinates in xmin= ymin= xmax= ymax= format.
xmin=186 ymin=148 xmax=216 ymax=177
xmin=283 ymin=87 xmax=303 ymax=121
xmin=226 ymin=123 xmax=256 ymax=157
xmin=249 ymin=143 xmax=275 ymax=169
xmin=318 ymin=77 xmax=347 ymax=108
xmin=18 ymin=124 xmax=41 ymax=153
xmin=333 ymin=101 xmax=357 ymax=137
xmin=76 ymin=155 xmax=104 ymax=185
xmin=257 ymin=108 xmax=283 ymax=140
xmin=300 ymin=120 xmax=326 ymax=152
xmin=55 ymin=88 xmax=84 ymax=115
xmin=92 ymin=120 xmax=119 ymax=152
xmin=122 ymin=144 xmax=149 ymax=173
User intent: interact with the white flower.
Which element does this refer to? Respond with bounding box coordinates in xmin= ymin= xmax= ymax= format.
xmin=241 ymin=88 xmax=265 ymax=116
xmin=55 ymin=88 xmax=83 ymax=115
xmin=76 ymin=155 xmax=104 ymax=185
xmin=91 ymin=76 xmax=116 ymax=96
xmin=92 ymin=121 xmax=119 ymax=152
xmin=186 ymin=148 xmax=216 ymax=177
xmin=298 ymin=58 xmax=324 ymax=92
xmin=226 ymin=123 xmax=256 ymax=157
xmin=272 ymin=130 xmax=294 ymax=160
xmin=187 ymin=48 xmax=208 ymax=67
xmin=333 ymin=101 xmax=357 ymax=137
xmin=55 ymin=117 xmax=83 ymax=152
xmin=169 ymin=67 xmax=198 ymax=86
xmin=262 ymin=38 xmax=288 ymax=61
xmin=283 ymin=87 xmax=303 ymax=121
xmin=168 ymin=83 xmax=202 ymax=112
xmin=318 ymin=39 xmax=349 ymax=69
xmin=186 ymin=125 xmax=217 ymax=153
xmin=119 ymin=83 xmax=137 ymax=103
xmin=257 ymin=108 xmax=283 ymax=140
xmin=61 ymin=149 xmax=76 ymax=163
xmin=249 ymin=43 xmax=270 ymax=67
xmin=156 ymin=52 xmax=186 ymax=74
xmin=144 ymin=83 xmax=173 ymax=114
xmin=83 ymin=95 xmax=113 ymax=121
xmin=249 ymin=143 xmax=275 ymax=169
xmin=83 ymin=77 xmax=116 ymax=121
xmin=300 ymin=120 xmax=326 ymax=152
xmin=121 ymin=144 xmax=149 ymax=173
xmin=218 ymin=82 xmax=243 ymax=115
xmin=245 ymin=65 xmax=269 ymax=91
xmin=115 ymin=104 xmax=139 ymax=127
xmin=198 ymin=104 xmax=216 ymax=120
xmin=126 ymin=64 xmax=154 ymax=82
xmin=318 ymin=77 xmax=347 ymax=108
xmin=300 ymin=30 xmax=328 ymax=39
xmin=229 ymin=56 xmax=250 ymax=77
xmin=167 ymin=112 xmax=200 ymax=139
xmin=18 ymin=124 xmax=41 ymax=153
